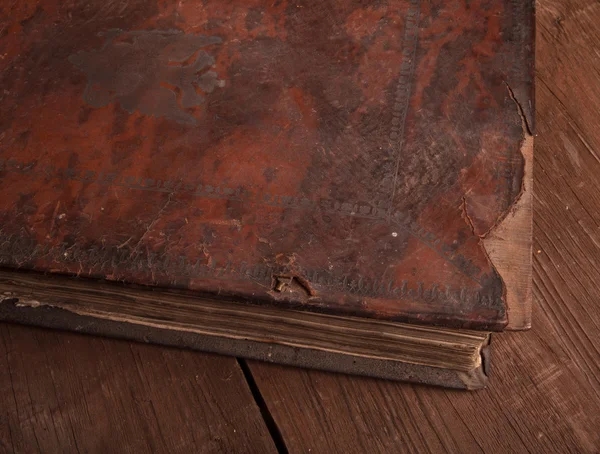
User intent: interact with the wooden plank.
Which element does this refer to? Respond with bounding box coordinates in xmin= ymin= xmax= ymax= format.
xmin=0 ymin=323 xmax=277 ymax=453
xmin=248 ymin=304 xmax=600 ymax=452
xmin=246 ymin=0 xmax=600 ymax=452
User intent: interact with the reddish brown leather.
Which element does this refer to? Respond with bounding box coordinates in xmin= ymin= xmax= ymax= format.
xmin=0 ymin=0 xmax=534 ymax=330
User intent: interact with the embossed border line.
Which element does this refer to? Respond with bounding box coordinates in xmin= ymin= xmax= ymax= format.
xmin=387 ymin=0 xmax=421 ymax=214
xmin=0 ymin=232 xmax=495 ymax=305
xmin=0 ymin=157 xmax=485 ymax=284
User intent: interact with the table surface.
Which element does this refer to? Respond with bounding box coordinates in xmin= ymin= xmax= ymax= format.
xmin=2 ymin=0 xmax=600 ymax=452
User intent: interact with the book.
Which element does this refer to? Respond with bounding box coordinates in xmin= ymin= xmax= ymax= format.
xmin=0 ymin=0 xmax=534 ymax=389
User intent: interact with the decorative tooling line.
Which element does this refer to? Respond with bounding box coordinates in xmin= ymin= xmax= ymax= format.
xmin=0 ymin=157 xmax=485 ymax=284
xmin=387 ymin=0 xmax=421 ymax=218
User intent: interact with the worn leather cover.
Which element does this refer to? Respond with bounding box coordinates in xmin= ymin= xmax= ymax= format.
xmin=0 ymin=0 xmax=534 ymax=331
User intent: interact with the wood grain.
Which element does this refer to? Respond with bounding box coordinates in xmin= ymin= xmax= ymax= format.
xmin=245 ymin=0 xmax=600 ymax=452
xmin=0 ymin=324 xmax=276 ymax=453
xmin=248 ymin=304 xmax=600 ymax=453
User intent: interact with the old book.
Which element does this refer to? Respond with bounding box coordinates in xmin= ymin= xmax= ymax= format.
xmin=0 ymin=0 xmax=533 ymax=389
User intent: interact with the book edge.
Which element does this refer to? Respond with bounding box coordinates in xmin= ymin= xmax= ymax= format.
xmin=0 ymin=296 xmax=489 ymax=390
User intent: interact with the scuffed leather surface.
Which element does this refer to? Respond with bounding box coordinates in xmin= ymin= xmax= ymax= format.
xmin=0 ymin=0 xmax=534 ymax=330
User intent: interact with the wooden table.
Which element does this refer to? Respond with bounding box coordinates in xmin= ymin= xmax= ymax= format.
xmin=2 ymin=0 xmax=600 ymax=452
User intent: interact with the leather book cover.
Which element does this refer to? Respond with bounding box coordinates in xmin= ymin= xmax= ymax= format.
xmin=0 ymin=0 xmax=534 ymax=332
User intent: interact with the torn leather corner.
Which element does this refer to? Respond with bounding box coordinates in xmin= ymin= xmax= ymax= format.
xmin=481 ymin=87 xmax=534 ymax=331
